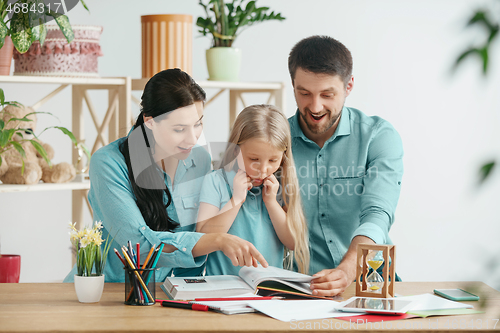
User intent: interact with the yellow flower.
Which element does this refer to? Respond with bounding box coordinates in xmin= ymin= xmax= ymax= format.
xmin=69 ymin=230 xmax=79 ymax=242
xmin=68 ymin=222 xmax=77 ymax=232
xmin=80 ymin=235 xmax=91 ymax=248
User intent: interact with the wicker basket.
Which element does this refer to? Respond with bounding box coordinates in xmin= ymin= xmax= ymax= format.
xmin=13 ymin=25 xmax=103 ymax=77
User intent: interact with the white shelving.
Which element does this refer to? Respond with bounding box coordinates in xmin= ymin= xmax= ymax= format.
xmin=0 ymin=180 xmax=90 ymax=193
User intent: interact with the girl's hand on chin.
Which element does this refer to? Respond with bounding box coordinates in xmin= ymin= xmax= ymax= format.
xmin=232 ymin=169 xmax=252 ymax=204
xmin=262 ymin=174 xmax=280 ymax=204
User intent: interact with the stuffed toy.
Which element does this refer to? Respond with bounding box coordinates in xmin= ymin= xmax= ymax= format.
xmin=0 ymin=104 xmax=76 ymax=184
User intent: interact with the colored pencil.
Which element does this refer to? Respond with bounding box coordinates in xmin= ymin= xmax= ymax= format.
xmin=122 ymin=247 xmax=153 ymax=302
xmin=194 ymin=296 xmax=283 ymax=301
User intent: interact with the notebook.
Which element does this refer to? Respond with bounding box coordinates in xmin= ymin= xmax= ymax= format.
xmin=189 ymin=293 xmax=258 ymax=315
xmin=161 ymin=265 xmax=327 ymax=301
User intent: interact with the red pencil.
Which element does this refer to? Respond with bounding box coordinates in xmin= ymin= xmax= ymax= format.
xmin=136 ymin=243 xmax=140 ymax=267
xmin=114 ymin=248 xmax=127 ymax=267
xmin=194 ymin=296 xmax=283 ymax=301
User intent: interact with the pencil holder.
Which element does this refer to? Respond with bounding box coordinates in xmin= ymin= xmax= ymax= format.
xmin=124 ymin=267 xmax=156 ymax=306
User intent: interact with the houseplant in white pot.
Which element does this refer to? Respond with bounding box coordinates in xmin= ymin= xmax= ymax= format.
xmin=69 ymin=221 xmax=112 ymax=303
xmin=196 ymin=0 xmax=285 ymax=81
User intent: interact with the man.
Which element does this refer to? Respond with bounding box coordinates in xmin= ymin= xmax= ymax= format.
xmin=287 ymin=36 xmax=404 ymax=296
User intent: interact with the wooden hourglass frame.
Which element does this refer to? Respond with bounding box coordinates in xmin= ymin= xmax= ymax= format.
xmin=356 ymin=244 xmax=396 ymax=298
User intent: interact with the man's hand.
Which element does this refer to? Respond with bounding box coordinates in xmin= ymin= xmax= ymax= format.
xmin=310 ymin=236 xmax=375 ymax=296
xmin=310 ymin=266 xmax=352 ymax=297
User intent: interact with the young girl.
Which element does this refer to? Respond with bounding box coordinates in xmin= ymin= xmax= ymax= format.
xmin=196 ymin=104 xmax=309 ymax=275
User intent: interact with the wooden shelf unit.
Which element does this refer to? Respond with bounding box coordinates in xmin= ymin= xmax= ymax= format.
xmin=1 ymin=76 xmax=286 ymax=228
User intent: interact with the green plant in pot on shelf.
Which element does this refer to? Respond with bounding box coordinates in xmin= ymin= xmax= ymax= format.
xmin=0 ymin=0 xmax=89 ymax=75
xmin=0 ymin=88 xmax=85 ymax=185
xmin=196 ymin=0 xmax=285 ymax=81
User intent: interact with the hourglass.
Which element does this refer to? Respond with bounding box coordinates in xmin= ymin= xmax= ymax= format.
xmin=356 ymin=244 xmax=396 ymax=298
xmin=366 ymin=251 xmax=384 ymax=292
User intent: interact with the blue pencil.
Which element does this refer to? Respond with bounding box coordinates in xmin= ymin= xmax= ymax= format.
xmin=144 ymin=243 xmax=164 ymax=285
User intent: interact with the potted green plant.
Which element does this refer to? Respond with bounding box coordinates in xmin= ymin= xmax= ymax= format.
xmin=0 ymin=88 xmax=83 ymax=183
xmin=69 ymin=221 xmax=112 ymax=303
xmin=196 ymin=0 xmax=285 ymax=81
xmin=0 ymin=0 xmax=89 ymax=75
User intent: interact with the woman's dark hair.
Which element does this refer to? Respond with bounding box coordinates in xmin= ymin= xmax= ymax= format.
xmin=119 ymin=69 xmax=206 ymax=232
xmin=288 ymin=35 xmax=353 ymax=87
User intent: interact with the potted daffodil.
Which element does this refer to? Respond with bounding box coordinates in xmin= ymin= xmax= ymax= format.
xmin=69 ymin=221 xmax=112 ymax=303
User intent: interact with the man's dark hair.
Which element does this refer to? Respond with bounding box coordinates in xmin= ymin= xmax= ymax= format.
xmin=288 ymin=35 xmax=353 ymax=87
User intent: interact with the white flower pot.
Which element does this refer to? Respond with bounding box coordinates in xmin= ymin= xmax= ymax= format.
xmin=74 ymin=274 xmax=105 ymax=303
xmin=206 ymin=47 xmax=242 ymax=81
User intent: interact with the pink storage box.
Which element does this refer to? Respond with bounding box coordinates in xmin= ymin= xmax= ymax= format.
xmin=13 ymin=25 xmax=103 ymax=77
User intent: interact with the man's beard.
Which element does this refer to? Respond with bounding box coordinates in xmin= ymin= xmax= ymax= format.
xmin=300 ymin=108 xmax=342 ymax=135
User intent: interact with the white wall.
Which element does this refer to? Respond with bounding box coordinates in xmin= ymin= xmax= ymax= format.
xmin=1 ymin=0 xmax=499 ymax=287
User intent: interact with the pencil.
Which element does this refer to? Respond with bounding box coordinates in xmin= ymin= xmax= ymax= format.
xmin=114 ymin=248 xmax=127 ymax=267
xmin=194 ymin=296 xmax=284 ymax=301
xmin=143 ymin=243 xmax=164 ymax=286
xmin=122 ymin=247 xmax=153 ymax=302
xmin=122 ymin=247 xmax=141 ymax=303
xmin=136 ymin=243 xmax=140 ymax=267
xmin=141 ymin=244 xmax=156 ymax=270
xmin=126 ymin=243 xmax=156 ymax=303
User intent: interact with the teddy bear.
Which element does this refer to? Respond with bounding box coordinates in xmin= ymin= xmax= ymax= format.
xmin=0 ymin=104 xmax=76 ymax=185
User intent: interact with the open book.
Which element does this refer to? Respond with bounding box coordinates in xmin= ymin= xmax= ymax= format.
xmin=161 ymin=265 xmax=330 ymax=301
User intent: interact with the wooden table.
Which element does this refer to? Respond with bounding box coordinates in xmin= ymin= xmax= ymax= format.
xmin=0 ymin=282 xmax=499 ymax=332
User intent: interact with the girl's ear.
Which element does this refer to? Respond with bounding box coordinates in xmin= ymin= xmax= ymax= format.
xmin=143 ymin=115 xmax=154 ymax=130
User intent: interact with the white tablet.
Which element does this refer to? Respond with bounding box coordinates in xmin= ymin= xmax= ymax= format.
xmin=336 ymin=297 xmax=415 ymax=315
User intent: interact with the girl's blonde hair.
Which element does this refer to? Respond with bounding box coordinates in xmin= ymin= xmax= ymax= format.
xmin=220 ymin=104 xmax=310 ymax=274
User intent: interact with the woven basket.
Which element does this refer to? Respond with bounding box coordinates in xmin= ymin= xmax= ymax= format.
xmin=13 ymin=25 xmax=103 ymax=77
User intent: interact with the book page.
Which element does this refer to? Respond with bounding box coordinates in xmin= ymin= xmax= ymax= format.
xmin=239 ymin=265 xmax=312 ymax=289
xmin=245 ymin=299 xmax=358 ymax=322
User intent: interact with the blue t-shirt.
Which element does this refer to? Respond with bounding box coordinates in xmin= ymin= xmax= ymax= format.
xmin=289 ymin=107 xmax=404 ymax=275
xmin=199 ymin=169 xmax=284 ymax=276
xmin=63 ymin=131 xmax=211 ymax=282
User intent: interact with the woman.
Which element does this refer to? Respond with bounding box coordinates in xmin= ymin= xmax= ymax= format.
xmin=64 ymin=69 xmax=267 ymax=282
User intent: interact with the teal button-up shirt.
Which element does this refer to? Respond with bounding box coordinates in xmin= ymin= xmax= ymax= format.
xmin=64 ymin=132 xmax=211 ymax=282
xmin=200 ymin=169 xmax=284 ymax=276
xmin=288 ymin=107 xmax=403 ymax=275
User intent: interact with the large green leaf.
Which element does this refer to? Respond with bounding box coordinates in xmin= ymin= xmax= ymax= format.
xmin=0 ymin=88 xmax=5 ymax=105
xmin=6 ymin=116 xmax=34 ymax=125
xmin=31 ymin=21 xmax=47 ymax=45
xmin=27 ymin=0 xmax=44 ymax=42
xmin=53 ymin=126 xmax=78 ymax=145
xmin=0 ymin=119 xmax=4 ymax=131
xmin=79 ymin=0 xmax=89 ymax=12
xmin=479 ymin=161 xmax=496 ymax=183
xmin=0 ymin=20 xmax=8 ymax=49
xmin=11 ymin=141 xmax=26 ymax=159
xmin=46 ymin=10 xmax=74 ymax=43
xmin=30 ymin=139 xmax=51 ymax=166
xmin=0 ymin=129 xmax=14 ymax=148
xmin=10 ymin=10 xmax=33 ymax=53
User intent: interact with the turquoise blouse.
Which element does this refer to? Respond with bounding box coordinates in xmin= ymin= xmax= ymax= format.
xmin=63 ymin=129 xmax=211 ymax=282
xmin=200 ymin=169 xmax=284 ymax=276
